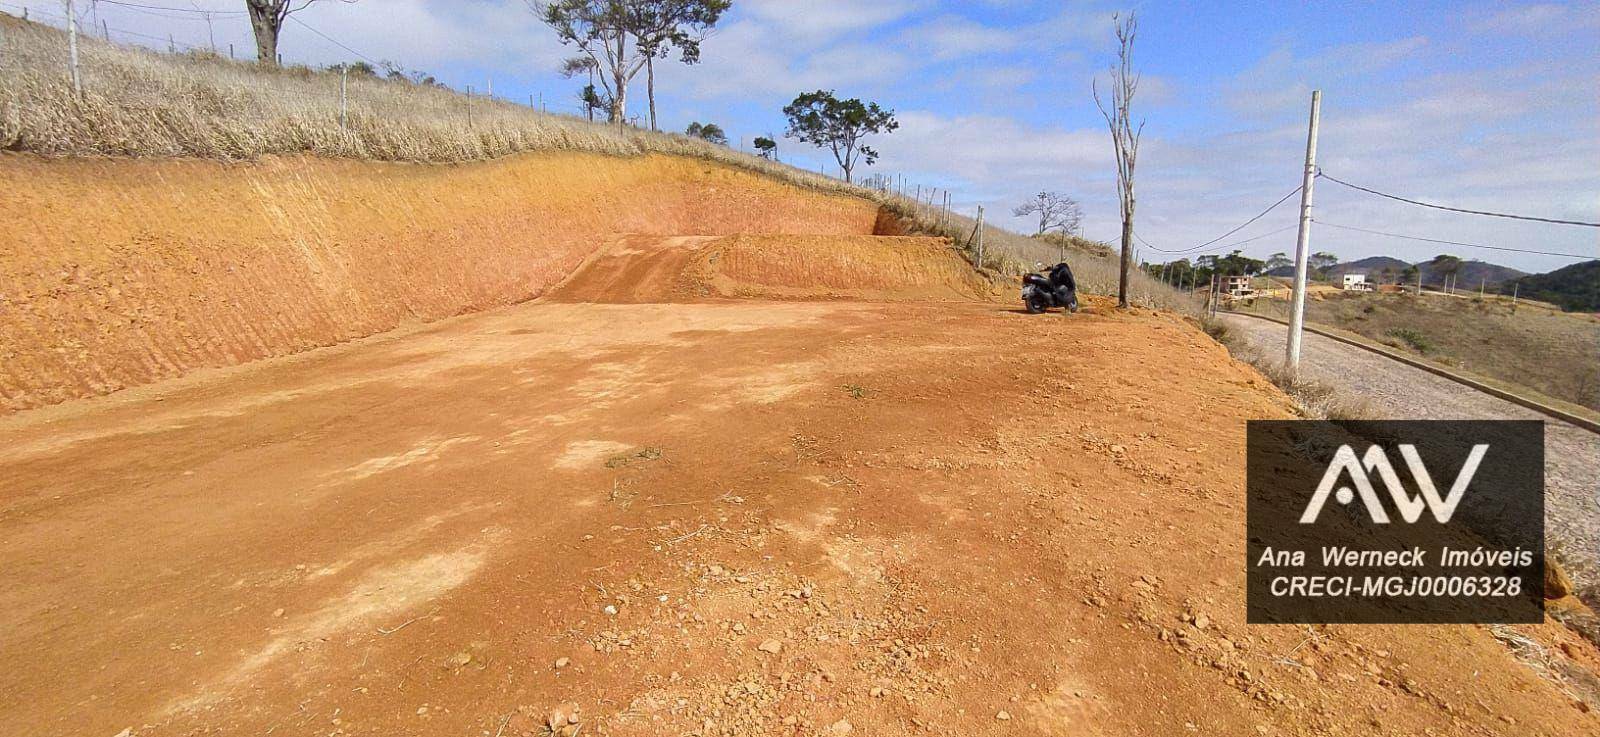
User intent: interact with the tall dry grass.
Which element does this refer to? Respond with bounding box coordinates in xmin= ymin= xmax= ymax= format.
xmin=0 ymin=13 xmax=1186 ymax=309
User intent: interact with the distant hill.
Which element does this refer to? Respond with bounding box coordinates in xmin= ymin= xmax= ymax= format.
xmin=1416 ymin=259 xmax=1526 ymax=290
xmin=1266 ymin=255 xmax=1528 ymax=287
xmin=1326 ymin=256 xmax=1411 ymax=281
xmin=1500 ymin=259 xmax=1600 ymax=312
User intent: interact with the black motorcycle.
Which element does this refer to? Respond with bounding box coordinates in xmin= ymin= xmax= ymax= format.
xmin=1021 ymin=262 xmax=1078 ymax=313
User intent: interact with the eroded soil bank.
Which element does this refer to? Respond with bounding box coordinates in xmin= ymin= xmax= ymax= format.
xmin=0 ymin=151 xmax=884 ymax=412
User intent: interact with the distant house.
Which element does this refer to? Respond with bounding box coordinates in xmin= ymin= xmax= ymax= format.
xmin=1221 ymin=275 xmax=1256 ymax=298
xmin=1342 ymin=273 xmax=1373 ymax=292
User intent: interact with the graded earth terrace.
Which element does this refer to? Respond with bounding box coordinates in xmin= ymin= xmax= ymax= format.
xmin=1 ymin=150 xmax=1596 ymax=737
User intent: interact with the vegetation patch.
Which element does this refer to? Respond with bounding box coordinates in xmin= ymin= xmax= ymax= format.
xmin=605 ymin=447 xmax=663 ymax=469
xmin=1384 ymin=327 xmax=1433 ymax=353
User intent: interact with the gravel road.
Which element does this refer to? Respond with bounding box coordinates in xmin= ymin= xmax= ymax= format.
xmin=1221 ymin=313 xmax=1600 ymax=594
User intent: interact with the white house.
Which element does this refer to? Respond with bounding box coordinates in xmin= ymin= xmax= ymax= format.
xmin=1342 ymin=273 xmax=1373 ymax=292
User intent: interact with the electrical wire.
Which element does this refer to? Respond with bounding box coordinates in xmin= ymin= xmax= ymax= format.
xmin=3 ymin=2 xmax=218 ymax=50
xmin=1138 ymin=223 xmax=1301 ymax=262
xmin=94 ymin=1 xmax=246 ymax=21
xmin=287 ymin=14 xmax=378 ymax=64
xmin=1137 ymin=184 xmax=1303 ymax=254
xmin=1311 ymin=219 xmax=1595 ymax=260
xmin=95 ymin=1 xmax=245 ymax=15
xmin=1318 ymin=171 xmax=1600 ymax=228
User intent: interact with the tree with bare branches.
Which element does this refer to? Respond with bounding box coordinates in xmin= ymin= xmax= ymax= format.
xmin=245 ymin=1 xmax=355 ymax=67
xmin=536 ymin=0 xmax=648 ymax=126
xmin=1093 ymin=12 xmax=1143 ymax=308
xmin=1012 ymin=191 xmax=1083 ymax=238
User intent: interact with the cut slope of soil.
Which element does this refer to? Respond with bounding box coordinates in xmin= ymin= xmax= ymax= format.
xmin=1 ymin=295 xmax=1594 ymax=736
xmin=0 ymin=151 xmax=887 ymax=413
xmin=688 ymin=234 xmax=998 ymax=302
xmin=547 ymin=234 xmax=997 ymax=303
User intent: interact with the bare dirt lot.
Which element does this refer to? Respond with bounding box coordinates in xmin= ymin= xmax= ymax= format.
xmin=3 ymin=236 xmax=1598 ymax=737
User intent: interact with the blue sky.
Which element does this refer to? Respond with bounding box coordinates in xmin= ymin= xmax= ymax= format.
xmin=32 ymin=0 xmax=1600 ymax=273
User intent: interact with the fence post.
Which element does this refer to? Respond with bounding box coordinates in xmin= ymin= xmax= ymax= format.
xmin=339 ymin=66 xmax=348 ymax=130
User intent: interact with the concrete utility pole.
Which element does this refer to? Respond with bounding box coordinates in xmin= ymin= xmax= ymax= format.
xmin=1285 ymin=90 xmax=1321 ymax=374
xmin=65 ymin=0 xmax=82 ymax=96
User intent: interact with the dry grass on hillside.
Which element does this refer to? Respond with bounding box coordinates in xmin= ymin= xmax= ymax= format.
xmin=0 ymin=13 xmax=1184 ymax=309
xmin=1201 ymin=317 xmax=1374 ymax=420
xmin=1242 ymin=291 xmax=1600 ymax=411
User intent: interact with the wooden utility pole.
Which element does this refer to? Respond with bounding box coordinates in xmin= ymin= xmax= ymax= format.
xmin=65 ymin=0 xmax=82 ymax=96
xmin=1285 ymin=90 xmax=1322 ymax=374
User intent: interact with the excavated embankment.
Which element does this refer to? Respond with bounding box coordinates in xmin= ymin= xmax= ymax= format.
xmin=0 ymin=152 xmax=889 ymax=412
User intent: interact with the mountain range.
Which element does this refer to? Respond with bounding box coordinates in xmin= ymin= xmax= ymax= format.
xmin=1266 ymin=255 xmax=1526 ymax=288
xmin=1264 ymin=255 xmax=1596 ymax=312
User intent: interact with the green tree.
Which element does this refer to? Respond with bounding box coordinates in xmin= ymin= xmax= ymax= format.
xmin=1429 ymin=254 xmax=1463 ymax=291
xmin=328 ymin=61 xmax=377 ymax=77
xmin=752 ymin=135 xmax=777 ymax=160
xmin=1264 ymin=252 xmax=1292 ymax=273
xmin=685 ymin=121 xmax=728 ymax=145
xmin=782 ymin=90 xmax=898 ymax=183
xmin=1309 ymin=251 xmax=1340 ymax=280
xmin=634 ymin=0 xmax=730 ymax=131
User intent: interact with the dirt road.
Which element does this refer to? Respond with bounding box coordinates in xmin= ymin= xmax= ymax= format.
xmin=3 ymin=240 xmax=1596 ymax=736
xmin=1220 ymin=313 xmax=1600 ymax=593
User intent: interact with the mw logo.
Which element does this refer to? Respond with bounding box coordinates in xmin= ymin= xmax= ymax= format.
xmin=1299 ymin=443 xmax=1489 ymax=524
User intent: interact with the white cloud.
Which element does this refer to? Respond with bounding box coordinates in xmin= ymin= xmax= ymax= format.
xmin=740 ymin=0 xmax=923 ymax=40
xmin=1467 ymin=2 xmax=1600 ymax=37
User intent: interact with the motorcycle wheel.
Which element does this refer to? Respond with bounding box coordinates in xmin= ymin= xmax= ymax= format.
xmin=1024 ymin=295 xmax=1050 ymax=314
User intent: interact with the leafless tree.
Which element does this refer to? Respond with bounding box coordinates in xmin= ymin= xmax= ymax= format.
xmin=1093 ymin=12 xmax=1144 ymax=308
xmin=1012 ymin=191 xmax=1083 ymax=237
xmin=245 ymin=1 xmax=354 ymax=67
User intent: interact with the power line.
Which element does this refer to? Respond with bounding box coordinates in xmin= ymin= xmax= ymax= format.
xmin=288 ymin=14 xmax=378 ymax=64
xmin=1138 ymin=223 xmax=1301 ymax=262
xmin=1318 ymin=171 xmax=1600 ymax=228
xmin=1312 ymin=219 xmax=1596 ymax=260
xmin=1138 ymin=184 xmax=1304 ymax=254
xmin=95 ymin=1 xmax=245 ymax=15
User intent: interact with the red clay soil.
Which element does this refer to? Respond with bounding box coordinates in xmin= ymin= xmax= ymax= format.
xmin=548 ymin=234 xmax=996 ymax=303
xmin=0 ymin=152 xmax=883 ymax=413
xmin=2 ymin=236 xmax=1595 ymax=736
